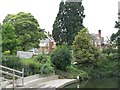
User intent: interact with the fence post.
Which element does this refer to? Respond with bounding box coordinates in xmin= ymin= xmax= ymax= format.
xmin=13 ymin=70 xmax=15 ymax=89
xmin=22 ymin=68 xmax=24 ymax=86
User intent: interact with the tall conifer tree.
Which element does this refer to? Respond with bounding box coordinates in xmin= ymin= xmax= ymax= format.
xmin=52 ymin=0 xmax=85 ymax=46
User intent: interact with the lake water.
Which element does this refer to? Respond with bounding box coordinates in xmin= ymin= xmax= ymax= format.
xmin=65 ymin=77 xmax=118 ymax=88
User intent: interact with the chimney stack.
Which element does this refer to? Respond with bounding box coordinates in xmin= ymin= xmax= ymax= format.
xmin=98 ymin=30 xmax=101 ymax=47
xmin=98 ymin=30 xmax=101 ymax=38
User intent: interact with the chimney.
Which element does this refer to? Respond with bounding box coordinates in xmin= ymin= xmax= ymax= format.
xmin=98 ymin=30 xmax=102 ymax=47
xmin=98 ymin=30 xmax=101 ymax=38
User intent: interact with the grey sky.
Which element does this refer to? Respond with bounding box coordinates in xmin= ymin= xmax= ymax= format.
xmin=0 ymin=0 xmax=119 ymax=39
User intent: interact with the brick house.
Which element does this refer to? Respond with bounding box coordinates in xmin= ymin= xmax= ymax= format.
xmin=38 ymin=37 xmax=55 ymax=54
xmin=90 ymin=30 xmax=104 ymax=48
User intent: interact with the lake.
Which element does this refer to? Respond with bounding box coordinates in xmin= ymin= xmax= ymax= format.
xmin=65 ymin=77 xmax=118 ymax=88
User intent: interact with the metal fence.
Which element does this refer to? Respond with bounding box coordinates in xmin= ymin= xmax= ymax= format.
xmin=0 ymin=65 xmax=24 ymax=88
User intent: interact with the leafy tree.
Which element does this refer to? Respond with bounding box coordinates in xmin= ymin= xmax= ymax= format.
xmin=51 ymin=45 xmax=71 ymax=70
xmin=52 ymin=1 xmax=85 ymax=46
xmin=111 ymin=32 xmax=120 ymax=42
xmin=2 ymin=12 xmax=46 ymax=53
xmin=111 ymin=21 xmax=120 ymax=42
xmin=2 ymin=22 xmax=20 ymax=53
xmin=111 ymin=11 xmax=120 ymax=42
xmin=72 ymin=28 xmax=101 ymax=67
xmin=111 ymin=12 xmax=120 ymax=56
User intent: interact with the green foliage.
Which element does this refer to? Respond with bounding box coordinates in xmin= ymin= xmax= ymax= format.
xmin=114 ymin=12 xmax=120 ymax=39
xmin=89 ymin=60 xmax=119 ymax=79
xmin=52 ymin=1 xmax=85 ymax=46
xmin=105 ymin=53 xmax=118 ymax=61
xmin=102 ymin=47 xmax=117 ymax=54
xmin=3 ymin=50 xmax=11 ymax=55
xmin=113 ymin=19 xmax=120 ymax=42
xmin=86 ymin=47 xmax=119 ymax=79
xmin=102 ymin=47 xmax=118 ymax=61
xmin=21 ymin=58 xmax=40 ymax=76
xmin=72 ymin=28 xmax=101 ymax=67
xmin=112 ymin=12 xmax=120 ymax=56
xmin=39 ymin=59 xmax=55 ymax=75
xmin=66 ymin=65 xmax=88 ymax=80
xmin=2 ymin=12 xmax=46 ymax=53
xmin=51 ymin=45 xmax=71 ymax=70
xmin=2 ymin=54 xmax=55 ymax=76
xmin=2 ymin=55 xmax=22 ymax=70
xmin=2 ymin=22 xmax=20 ymax=54
xmin=34 ymin=54 xmax=48 ymax=64
xmin=33 ymin=54 xmax=55 ymax=75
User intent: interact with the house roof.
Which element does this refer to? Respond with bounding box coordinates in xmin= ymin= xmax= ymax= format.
xmin=90 ymin=33 xmax=104 ymax=43
xmin=39 ymin=37 xmax=55 ymax=47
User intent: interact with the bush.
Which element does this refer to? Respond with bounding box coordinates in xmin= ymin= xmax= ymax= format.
xmin=3 ymin=50 xmax=11 ymax=55
xmin=89 ymin=60 xmax=119 ymax=79
xmin=66 ymin=65 xmax=88 ymax=80
xmin=2 ymin=54 xmax=54 ymax=76
xmin=39 ymin=59 xmax=55 ymax=75
xmin=2 ymin=55 xmax=22 ymax=70
xmin=106 ymin=53 xmax=118 ymax=61
xmin=51 ymin=45 xmax=71 ymax=70
xmin=102 ymin=47 xmax=117 ymax=54
xmin=21 ymin=58 xmax=40 ymax=76
xmin=33 ymin=54 xmax=48 ymax=64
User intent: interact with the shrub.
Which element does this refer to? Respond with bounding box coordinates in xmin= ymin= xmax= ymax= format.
xmin=51 ymin=45 xmax=71 ymax=70
xmin=2 ymin=55 xmax=22 ymax=70
xmin=89 ymin=60 xmax=119 ymax=79
xmin=33 ymin=54 xmax=48 ymax=64
xmin=2 ymin=55 xmax=54 ymax=76
xmin=106 ymin=53 xmax=118 ymax=61
xmin=66 ymin=65 xmax=88 ymax=80
xmin=21 ymin=58 xmax=40 ymax=76
xmin=102 ymin=47 xmax=117 ymax=54
xmin=3 ymin=50 xmax=11 ymax=55
xmin=39 ymin=59 xmax=55 ymax=75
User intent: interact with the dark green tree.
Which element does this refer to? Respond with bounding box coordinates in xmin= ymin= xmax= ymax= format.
xmin=111 ymin=21 xmax=120 ymax=42
xmin=111 ymin=11 xmax=120 ymax=42
xmin=112 ymin=12 xmax=120 ymax=57
xmin=52 ymin=1 xmax=85 ymax=46
xmin=2 ymin=12 xmax=46 ymax=53
xmin=51 ymin=45 xmax=71 ymax=70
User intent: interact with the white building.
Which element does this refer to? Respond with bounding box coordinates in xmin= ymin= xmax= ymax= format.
xmin=90 ymin=30 xmax=104 ymax=48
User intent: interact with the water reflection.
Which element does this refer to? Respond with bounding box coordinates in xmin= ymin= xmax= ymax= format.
xmin=65 ymin=77 xmax=118 ymax=88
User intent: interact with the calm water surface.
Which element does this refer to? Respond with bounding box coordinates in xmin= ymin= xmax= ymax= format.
xmin=65 ymin=77 xmax=118 ymax=88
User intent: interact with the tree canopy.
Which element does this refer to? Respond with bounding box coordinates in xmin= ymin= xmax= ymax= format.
xmin=2 ymin=12 xmax=46 ymax=54
xmin=111 ymin=21 xmax=120 ymax=42
xmin=51 ymin=45 xmax=71 ymax=70
xmin=52 ymin=1 xmax=85 ymax=46
xmin=111 ymin=12 xmax=120 ymax=42
xmin=72 ymin=28 xmax=101 ymax=67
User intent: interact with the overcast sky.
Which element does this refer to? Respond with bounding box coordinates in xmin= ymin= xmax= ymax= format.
xmin=0 ymin=0 xmax=119 ymax=39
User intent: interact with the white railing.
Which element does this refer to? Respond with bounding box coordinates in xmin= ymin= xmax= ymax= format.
xmin=0 ymin=65 xmax=24 ymax=88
